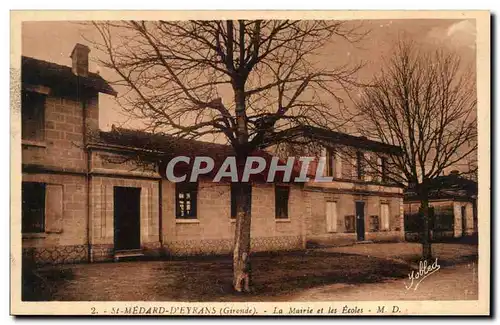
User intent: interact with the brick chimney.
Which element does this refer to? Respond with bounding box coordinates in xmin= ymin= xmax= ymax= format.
xmin=70 ymin=43 xmax=90 ymax=77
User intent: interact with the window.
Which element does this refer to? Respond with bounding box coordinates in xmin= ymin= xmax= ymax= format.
xmin=326 ymin=201 xmax=337 ymax=232
xmin=326 ymin=148 xmax=336 ymax=177
xmin=275 ymin=185 xmax=289 ymax=219
xmin=381 ymin=157 xmax=388 ymax=183
xmin=22 ymin=182 xmax=46 ymax=233
xmin=344 ymin=215 xmax=355 ymax=233
xmin=21 ymin=91 xmax=45 ymax=141
xmin=342 ymin=157 xmax=352 ymax=179
xmin=231 ymin=183 xmax=252 ymax=219
xmin=433 ymin=209 xmax=454 ymax=231
xmin=175 ymin=182 xmax=198 ymax=219
xmin=369 ymin=215 xmax=380 ymax=232
xmin=380 ymin=203 xmax=390 ymax=230
xmin=356 ymin=151 xmax=364 ymax=180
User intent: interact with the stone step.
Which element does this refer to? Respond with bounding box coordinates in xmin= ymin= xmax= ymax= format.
xmin=114 ymin=249 xmax=144 ymax=261
xmin=355 ymin=240 xmax=374 ymax=245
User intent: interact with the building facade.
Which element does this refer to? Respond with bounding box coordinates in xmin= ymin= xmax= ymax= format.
xmin=298 ymin=129 xmax=405 ymax=247
xmin=404 ymin=171 xmax=478 ymax=241
xmin=20 ymin=44 xmax=405 ymax=265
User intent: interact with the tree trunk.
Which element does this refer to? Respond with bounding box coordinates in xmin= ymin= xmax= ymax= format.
xmin=419 ymin=192 xmax=432 ymax=261
xmin=232 ymin=87 xmax=252 ymax=292
xmin=232 ymin=182 xmax=252 ymax=292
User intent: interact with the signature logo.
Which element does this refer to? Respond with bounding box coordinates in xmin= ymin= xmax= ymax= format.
xmin=405 ymin=258 xmax=441 ymax=291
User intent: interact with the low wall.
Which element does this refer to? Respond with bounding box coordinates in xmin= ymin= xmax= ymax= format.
xmin=163 ymin=235 xmax=303 ymax=256
xmin=307 ymin=231 xmax=403 ymax=247
xmin=22 ymin=245 xmax=88 ymax=266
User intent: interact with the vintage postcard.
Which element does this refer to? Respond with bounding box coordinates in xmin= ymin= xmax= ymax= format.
xmin=10 ymin=10 xmax=490 ymax=316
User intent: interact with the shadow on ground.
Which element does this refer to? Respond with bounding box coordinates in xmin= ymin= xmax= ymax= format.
xmin=23 ymin=250 xmax=411 ymax=302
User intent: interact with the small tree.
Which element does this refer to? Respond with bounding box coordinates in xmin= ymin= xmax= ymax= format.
xmin=355 ymin=40 xmax=477 ymax=260
xmin=91 ymin=20 xmax=366 ymax=291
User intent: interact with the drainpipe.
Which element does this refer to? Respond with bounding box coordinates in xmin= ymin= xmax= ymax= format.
xmin=85 ymin=119 xmax=92 ymax=263
xmin=71 ymin=43 xmax=93 ymax=263
xmin=158 ymin=177 xmax=163 ymax=252
xmin=79 ymin=79 xmax=92 ymax=263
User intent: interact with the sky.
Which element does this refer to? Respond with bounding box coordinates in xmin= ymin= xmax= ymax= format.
xmin=21 ymin=19 xmax=477 ymax=132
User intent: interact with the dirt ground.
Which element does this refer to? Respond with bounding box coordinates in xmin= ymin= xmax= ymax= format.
xmin=285 ymin=262 xmax=478 ymax=301
xmin=22 ymin=242 xmax=478 ymax=302
xmin=322 ymin=242 xmax=479 ymax=266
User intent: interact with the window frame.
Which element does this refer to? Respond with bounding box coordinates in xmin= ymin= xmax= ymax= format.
xmin=344 ymin=215 xmax=356 ymax=233
xmin=356 ymin=151 xmax=364 ymax=181
xmin=369 ymin=215 xmax=380 ymax=232
xmin=326 ymin=148 xmax=336 ymax=177
xmin=175 ymin=181 xmax=198 ymax=219
xmin=274 ymin=185 xmax=290 ymax=220
xmin=22 ymin=182 xmax=46 ymax=233
xmin=21 ymin=90 xmax=46 ymax=142
xmin=380 ymin=156 xmax=388 ymax=184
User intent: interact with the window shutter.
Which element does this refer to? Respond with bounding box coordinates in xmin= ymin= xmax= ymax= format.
xmin=45 ymin=184 xmax=63 ymax=233
xmin=335 ymin=151 xmax=342 ymax=179
xmin=365 ymin=153 xmax=372 ymax=182
xmin=326 ymin=201 xmax=337 ymax=232
xmin=376 ymin=157 xmax=382 ymax=183
xmin=381 ymin=203 xmax=390 ymax=231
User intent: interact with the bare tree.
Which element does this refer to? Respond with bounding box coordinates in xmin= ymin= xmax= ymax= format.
xmin=91 ymin=20 xmax=366 ymax=292
xmin=355 ymin=40 xmax=477 ymax=260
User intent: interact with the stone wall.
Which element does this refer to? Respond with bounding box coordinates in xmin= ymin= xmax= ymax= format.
xmin=22 ymin=92 xmax=98 ymax=172
xmin=305 ymin=187 xmax=404 ymax=246
xmin=22 ymin=173 xmax=88 ymax=245
xmin=161 ymin=179 xmax=306 ymax=255
xmin=453 ymin=201 xmax=475 ymax=237
xmin=89 ymin=176 xmax=161 ymax=261
xmin=404 ymin=200 xmax=475 ymax=239
xmin=21 ymin=173 xmax=89 ymax=265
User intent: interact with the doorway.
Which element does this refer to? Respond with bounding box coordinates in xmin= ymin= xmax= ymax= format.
xmin=355 ymin=201 xmax=365 ymax=241
xmin=114 ymin=187 xmax=141 ymax=251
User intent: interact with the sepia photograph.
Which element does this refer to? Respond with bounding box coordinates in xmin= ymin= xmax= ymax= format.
xmin=10 ymin=10 xmax=490 ymax=316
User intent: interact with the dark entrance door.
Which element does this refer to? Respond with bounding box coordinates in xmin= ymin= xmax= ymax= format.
xmin=461 ymin=206 xmax=467 ymax=237
xmin=355 ymin=201 xmax=365 ymax=241
xmin=114 ymin=187 xmax=141 ymax=251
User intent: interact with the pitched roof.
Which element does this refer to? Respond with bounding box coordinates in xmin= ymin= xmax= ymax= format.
xmin=97 ymin=127 xmax=232 ymax=158
xmin=300 ymin=125 xmax=402 ymax=155
xmin=21 ymin=56 xmax=117 ymax=96
xmin=95 ymin=127 xmax=304 ymax=183
xmin=95 ymin=126 xmax=404 ymax=182
xmin=404 ymin=174 xmax=478 ymax=201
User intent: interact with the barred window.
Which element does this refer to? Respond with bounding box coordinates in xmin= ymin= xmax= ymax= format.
xmin=369 ymin=215 xmax=380 ymax=232
xmin=344 ymin=215 xmax=356 ymax=233
xmin=175 ymin=182 xmax=198 ymax=219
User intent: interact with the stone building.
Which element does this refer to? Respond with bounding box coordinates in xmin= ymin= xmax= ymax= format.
xmin=404 ymin=171 xmax=478 ymax=241
xmin=20 ymin=43 xmax=405 ymax=265
xmin=297 ymin=127 xmax=405 ymax=247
